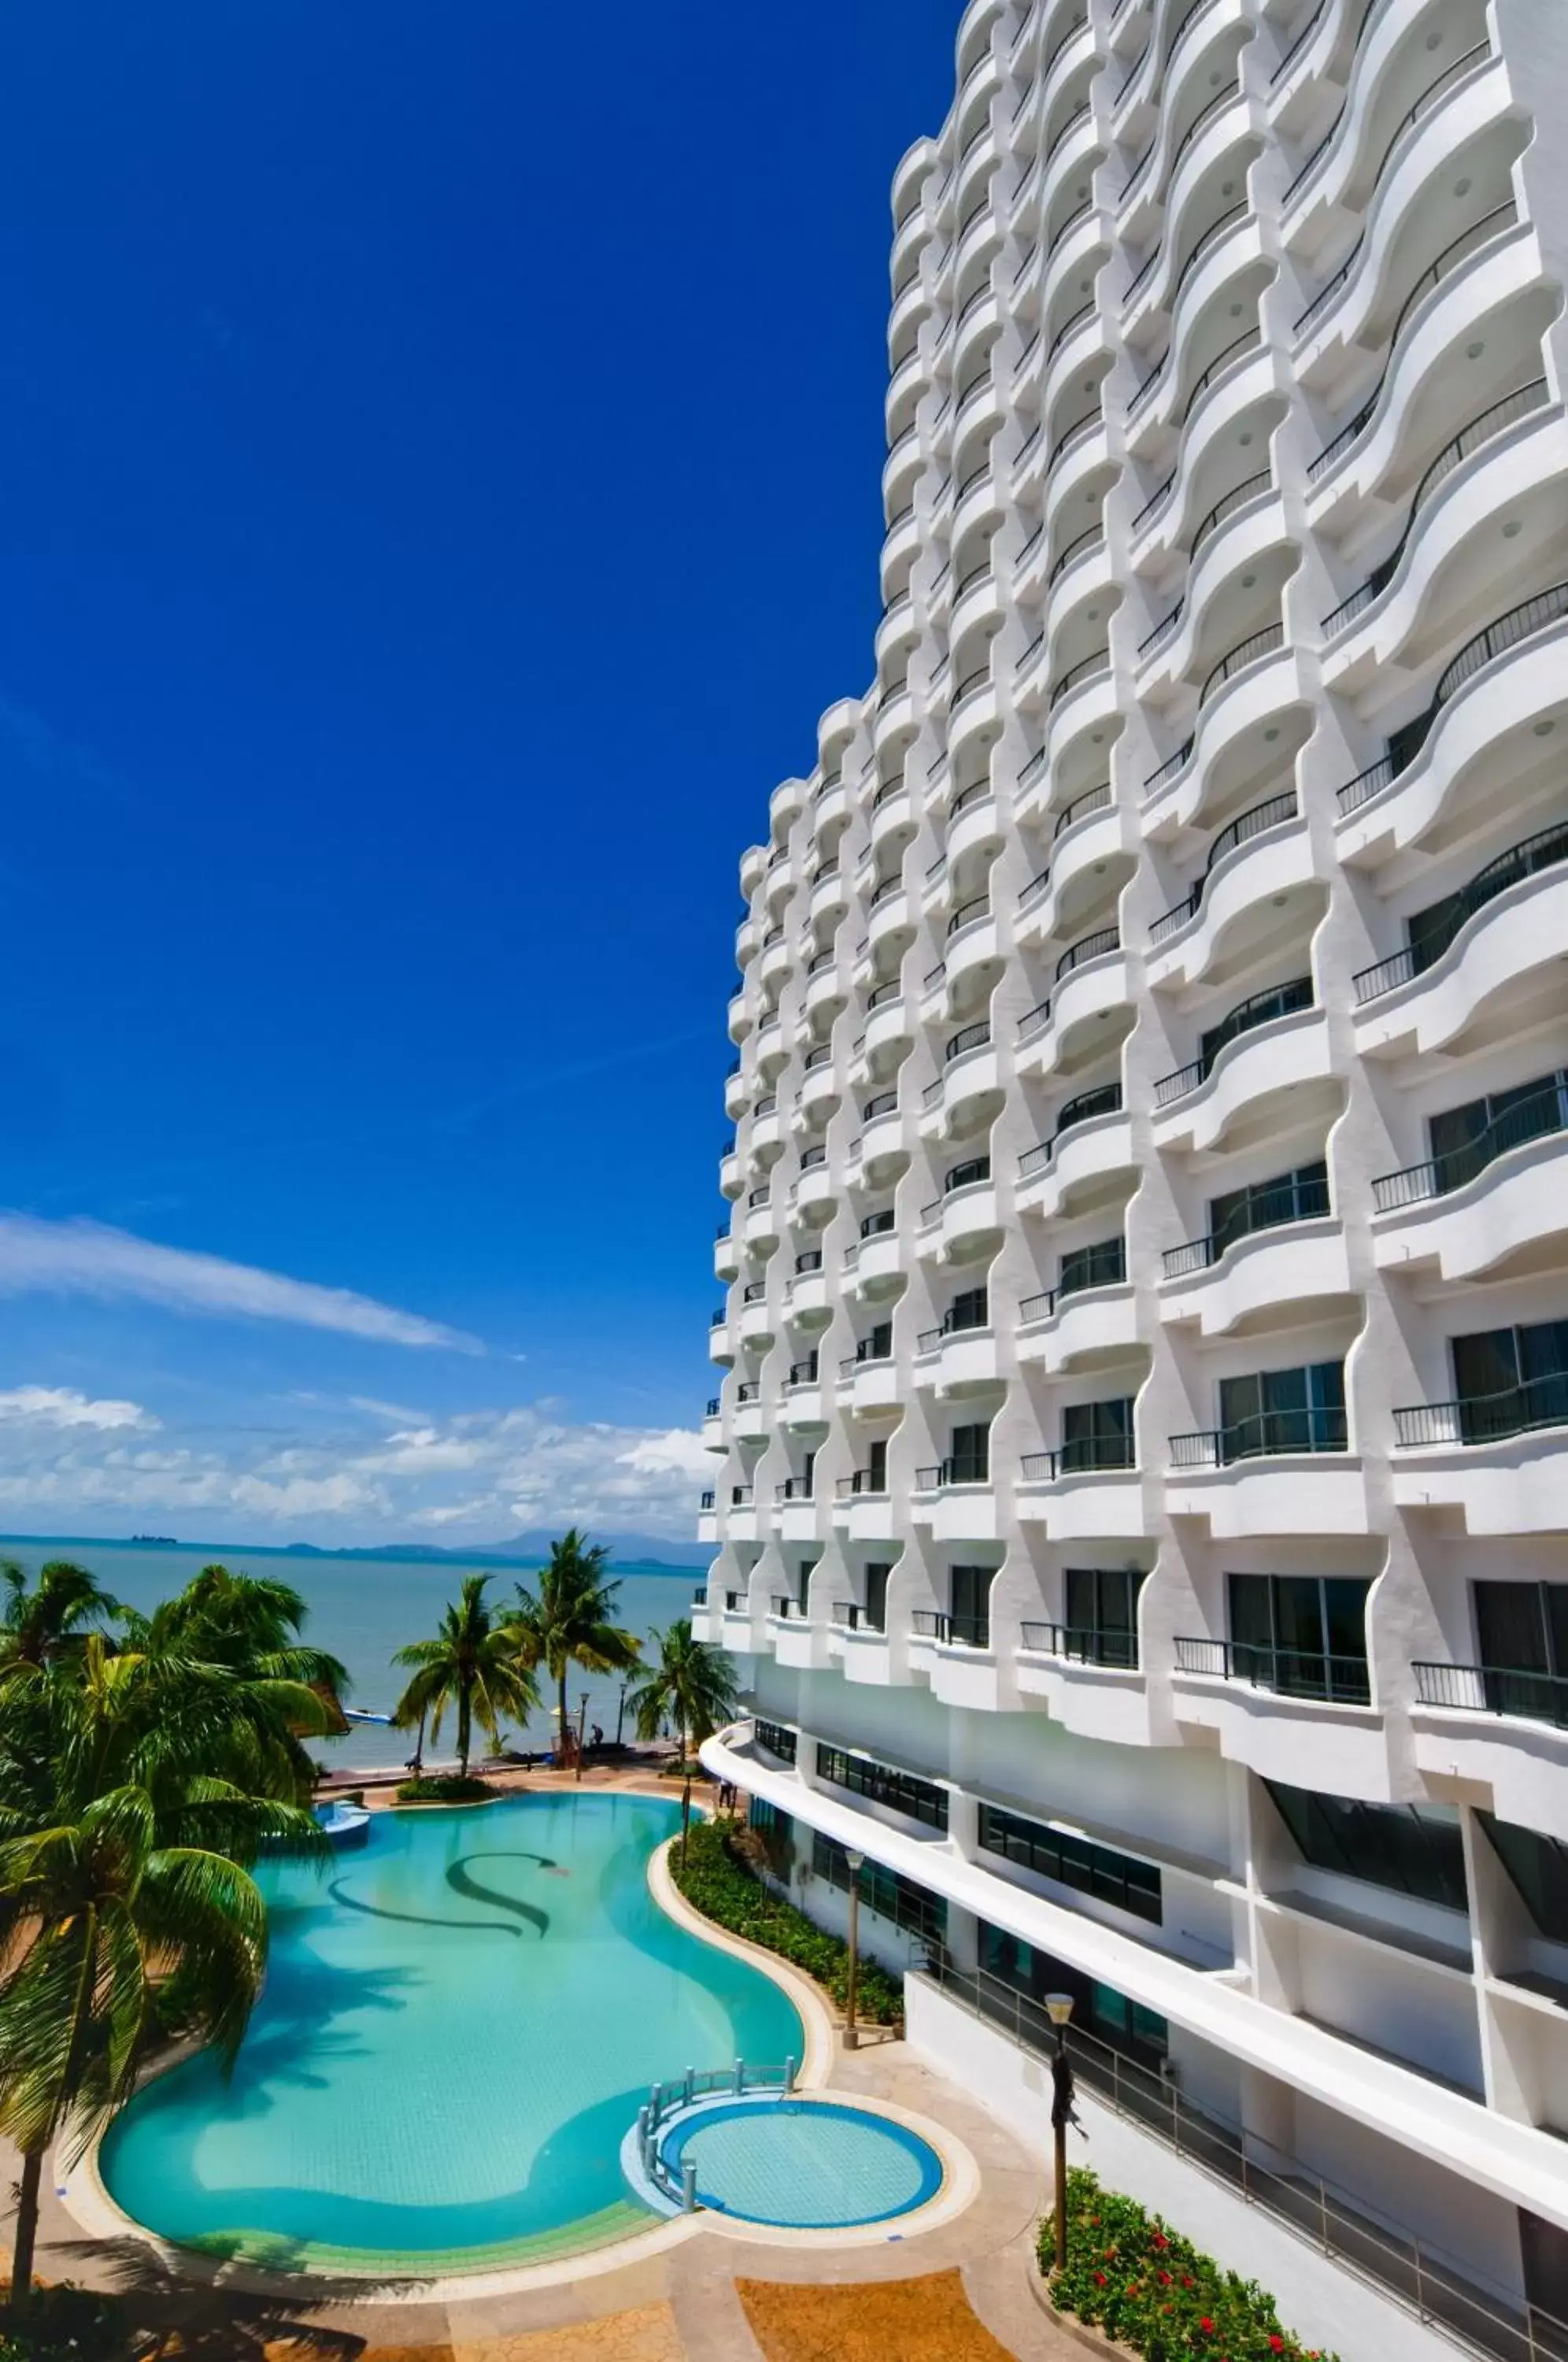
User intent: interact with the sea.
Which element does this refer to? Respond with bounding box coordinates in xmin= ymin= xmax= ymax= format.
xmin=0 ymin=1537 xmax=707 ymax=1775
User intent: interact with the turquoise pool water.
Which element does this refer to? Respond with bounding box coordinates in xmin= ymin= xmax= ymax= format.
xmin=660 ymin=2099 xmax=943 ymax=2228
xmin=99 ymin=1793 xmax=802 ymax=2274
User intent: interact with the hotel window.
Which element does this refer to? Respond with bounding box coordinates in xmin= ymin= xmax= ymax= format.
xmin=1449 ymin=1320 xmax=1568 ymax=1444
xmin=753 ymin=1720 xmax=797 ymax=1766
xmin=1217 ymin=1361 xmax=1345 ymax=1460
xmin=811 ymin=1833 xmax=947 ymax=1945
xmin=1470 ymin=1582 xmax=1568 ymax=1726
xmin=1226 ymin=1573 xmax=1370 ymax=1704
xmin=1265 ymin=1783 xmax=1467 ymax=1912
xmin=1060 ymin=1397 xmax=1135 ymax=1472
xmin=864 ymin=1560 xmax=891 ymax=1632
xmin=949 ymin=1564 xmax=991 ymax=1649
xmin=978 ymin=1802 xmax=1162 ymax=1923
xmin=815 ymin=1744 xmax=949 ymax=1831
xmin=947 ymin=1422 xmax=990 ymax=1483
xmin=1207 ymin=1160 xmax=1328 ymax=1257
xmin=1063 ymin=1567 xmax=1144 ymax=1668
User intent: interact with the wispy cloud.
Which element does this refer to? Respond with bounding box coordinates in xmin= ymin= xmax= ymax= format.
xmin=0 ymin=1385 xmax=157 ymax=1433
xmin=0 ymin=1213 xmax=479 ymax=1353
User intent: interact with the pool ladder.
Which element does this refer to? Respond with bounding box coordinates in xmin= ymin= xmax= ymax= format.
xmin=637 ymin=2056 xmax=798 ymax=2212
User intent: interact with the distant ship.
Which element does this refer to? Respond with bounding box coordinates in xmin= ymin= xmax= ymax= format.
xmin=128 ymin=1535 xmax=179 ymax=1547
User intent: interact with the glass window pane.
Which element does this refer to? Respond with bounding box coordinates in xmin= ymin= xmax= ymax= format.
xmin=1475 ymin=1583 xmax=1549 ymax=1672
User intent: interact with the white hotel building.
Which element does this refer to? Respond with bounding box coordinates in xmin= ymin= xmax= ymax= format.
xmin=693 ymin=0 xmax=1568 ymax=2343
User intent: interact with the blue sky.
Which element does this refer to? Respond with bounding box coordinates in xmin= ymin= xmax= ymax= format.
xmin=0 ymin=0 xmax=961 ymax=1544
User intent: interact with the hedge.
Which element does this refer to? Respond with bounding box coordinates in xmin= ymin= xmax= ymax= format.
xmin=668 ymin=1816 xmax=904 ymax=2027
xmin=1043 ymin=2168 xmax=1340 ymax=2361
xmin=394 ymin=1772 xmax=494 ymax=1803
xmin=0 ymin=2284 xmax=138 ymax=2360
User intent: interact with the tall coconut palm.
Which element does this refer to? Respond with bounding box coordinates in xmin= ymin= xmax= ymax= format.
xmin=626 ymin=1620 xmax=738 ymax=1762
xmin=392 ymin=1575 xmax=539 ymax=1778
xmin=508 ymin=1531 xmax=641 ymax=1769
xmin=0 ymin=1642 xmax=324 ymax=2308
xmin=0 ymin=1560 xmax=123 ymax=1675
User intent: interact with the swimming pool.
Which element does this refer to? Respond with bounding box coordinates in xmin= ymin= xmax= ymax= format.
xmin=98 ymin=1793 xmax=802 ymax=2275
xmin=659 ymin=2097 xmax=945 ymax=2228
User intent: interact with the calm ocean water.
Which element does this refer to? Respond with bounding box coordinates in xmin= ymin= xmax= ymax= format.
xmin=0 ymin=1538 xmax=706 ymax=1773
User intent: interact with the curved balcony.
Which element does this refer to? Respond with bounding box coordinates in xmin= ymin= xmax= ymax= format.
xmin=744 ymin=1191 xmax=780 ymax=1249
xmin=1371 ymin=1078 xmax=1568 ymax=1284
xmin=1337 ymin=605 xmax=1568 ymax=876
xmin=1304 ymin=201 xmax=1522 ymax=484
xmin=1352 ymin=820 xmax=1568 ymax=1061
xmin=1152 ymin=983 xmax=1332 ymax=1155
xmin=1141 ymin=637 xmax=1304 ymax=840
xmin=738 ymin=1298 xmax=773 ymax=1349
xmin=1390 ymin=1384 xmax=1568 ymax=1537
xmin=1015 ymin=1439 xmax=1145 ymax=1542
xmin=921 ymin=1163 xmax=1001 ymax=1264
xmin=1146 ymin=790 xmax=1307 ymax=990
xmin=808 ymin=861 xmax=847 ymax=927
xmin=1160 ymin=1209 xmax=1350 ymax=1339
xmin=1017 ymin=927 xmax=1129 ymax=1076
xmin=1321 ymin=379 xmax=1553 ymax=647
xmin=867 ymin=879 xmax=913 ymax=956
xmin=1016 ymin=1082 xmax=1133 ymax=1220
xmin=1016 ymin=1275 xmax=1140 ymax=1375
xmin=947 ymin=783 xmax=1002 ymax=869
xmin=1166 ymin=1418 xmax=1370 ymax=1538
xmin=1293 ymin=47 xmax=1510 ymax=376
xmin=864 ymin=987 xmax=914 ymax=1065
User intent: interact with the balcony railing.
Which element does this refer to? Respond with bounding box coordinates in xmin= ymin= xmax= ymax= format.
xmin=1019 ymin=1082 xmax=1123 ymax=1177
xmin=1149 ymin=790 xmax=1298 ymax=943
xmin=1055 ymin=779 xmax=1112 ymax=838
xmin=1056 ymin=923 xmax=1119 ymax=979
xmin=1155 ymin=974 xmax=1314 ymax=1105
xmin=1163 ymin=1165 xmax=1329 ymax=1278
xmin=947 ymin=894 xmax=991 ymax=939
xmin=1393 ymin=1374 xmax=1568 ymax=1450
xmin=794 ymin=1248 xmax=823 ymax=1275
xmin=835 ymin=1470 xmax=887 ymax=1499
xmin=1142 ymin=736 xmax=1193 ymax=796
xmin=1048 ymin=520 xmax=1103 ymax=586
xmin=1049 ymin=646 xmax=1111 ymax=706
xmin=1019 ymin=1621 xmax=1139 ymax=1668
xmin=771 ymin=1594 xmax=804 ymax=1619
xmin=704 ymin=1395 xmax=720 ymax=1418
xmin=832 ymin=1600 xmax=884 ymax=1634
xmin=912 ymin=1609 xmax=991 ymax=1649
xmin=917 ymin=1305 xmax=990 ymax=1353
xmin=1306 ymin=202 xmax=1518 ymax=469
xmin=1413 ymin=1660 xmax=1568 ymax=1728
xmin=1022 ymin=1435 xmax=1136 ymax=1480
xmin=1189 ymin=468 xmax=1271 ymax=563
xmin=1019 ymin=1238 xmax=1126 ymax=1321
xmin=741 ymin=1282 xmax=767 ymax=1306
xmin=700 ymin=1490 xmax=715 ymax=1511
xmin=1337 ymin=581 xmax=1568 ymax=814
xmin=915 ymin=1457 xmax=990 ymax=1490
xmin=1353 ymin=820 xmax=1568 ymax=1003
xmin=1284 ymin=38 xmax=1490 ymax=221
xmin=1199 ymin=620 xmax=1282 ymax=709
xmin=1322 ymin=379 xmax=1547 ymax=636
xmin=946 ymin=1019 xmax=992 ymax=1062
xmin=729 ymin=1485 xmax=755 ymax=1506
xmin=1174 ymin=1636 xmax=1370 ymax=1705
xmin=1373 ymin=1075 xmax=1568 ymax=1212
xmin=735 ymin=1379 xmax=761 ymax=1403
xmin=1170 ymin=1405 xmax=1347 ymax=1465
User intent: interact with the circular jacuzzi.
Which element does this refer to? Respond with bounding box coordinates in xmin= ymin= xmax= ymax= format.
xmin=657 ymin=2097 xmax=944 ymax=2229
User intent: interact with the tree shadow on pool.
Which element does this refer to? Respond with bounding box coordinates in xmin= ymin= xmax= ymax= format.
xmin=49 ymin=2231 xmax=378 ymax=2357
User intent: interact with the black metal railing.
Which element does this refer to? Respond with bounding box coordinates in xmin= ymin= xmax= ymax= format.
xmin=867 ymin=977 xmax=901 ymax=1009
xmin=704 ymin=1396 xmax=720 ymax=1419
xmin=947 ymin=894 xmax=991 ymax=939
xmin=1139 ymin=597 xmax=1183 ymax=659
xmin=863 ymin=1088 xmax=898 ymax=1122
xmin=724 ymin=1590 xmax=744 ymax=1612
xmin=1199 ymin=619 xmax=1282 ymax=708
xmin=1047 ymin=520 xmax=1104 ymax=585
xmin=771 ymin=1594 xmax=802 ymax=1619
xmin=794 ymin=1248 xmax=823 ymax=1275
xmin=1155 ymin=974 xmax=1313 ymax=1105
xmin=1322 ymin=379 xmax=1547 ymax=636
xmin=1189 ymin=468 xmax=1271 ymax=563
xmin=1414 ymin=1660 xmax=1568 ymax=1728
xmin=912 ymin=1610 xmax=991 ymax=1649
xmin=786 ymin=1358 xmax=818 ymax=1387
xmin=1307 ymin=202 xmax=1518 ymax=472
xmin=1170 ymin=1405 xmax=1348 ymax=1464
xmin=1023 ymin=1434 xmax=1136 ymax=1481
xmin=1174 ymin=1635 xmax=1370 ymax=1705
xmin=1048 ymin=645 xmax=1111 ymax=706
xmin=835 ymin=1470 xmax=887 ymax=1499
xmin=1056 ymin=924 xmax=1120 ymax=979
xmin=741 ymin=1281 xmax=767 ymax=1305
xmin=915 ymin=1456 xmax=990 ymax=1490
xmin=832 ymin=1600 xmax=885 ymax=1635
xmin=736 ymin=1379 xmax=761 ymax=1403
xmin=1337 ymin=581 xmax=1568 ymax=813
xmin=1393 ymin=1373 xmax=1568 ymax=1450
xmin=1373 ymin=1075 xmax=1568 ymax=1211
xmin=1130 ymin=468 xmax=1177 ymax=536
xmin=1055 ymin=779 xmax=1112 ymax=837
xmin=729 ymin=1484 xmax=754 ymax=1506
xmin=1020 ymin=1621 xmax=1139 ymax=1668
xmin=1149 ymin=790 xmax=1298 ymax=942
xmin=1142 ymin=736 xmax=1193 ymax=796
xmin=1163 ymin=1165 xmax=1329 ymax=1277
xmin=1019 ymin=1082 xmax=1123 ymax=1177
xmin=699 ymin=1490 xmax=715 ymax=1511
xmin=1353 ymin=820 xmax=1568 ymax=1003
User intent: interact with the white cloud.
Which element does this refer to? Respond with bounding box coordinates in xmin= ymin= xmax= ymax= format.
xmin=0 ymin=1213 xmax=479 ymax=1353
xmin=0 ymin=1393 xmax=710 ymax=1546
xmin=0 ymin=1385 xmax=157 ymax=1432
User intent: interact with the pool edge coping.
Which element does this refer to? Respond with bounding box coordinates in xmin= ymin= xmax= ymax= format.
xmin=53 ymin=1808 xmax=978 ymax=2305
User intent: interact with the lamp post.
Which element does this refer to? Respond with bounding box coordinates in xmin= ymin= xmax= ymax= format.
xmin=844 ymin=1849 xmax=865 ymax=2050
xmin=1045 ymin=1992 xmax=1076 ymax=2275
xmin=575 ymin=1690 xmax=590 ymax=1784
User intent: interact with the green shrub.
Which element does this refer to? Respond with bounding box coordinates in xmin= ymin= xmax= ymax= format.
xmin=394 ymin=1773 xmax=494 ymax=1804
xmin=1042 ymin=2167 xmax=1339 ymax=2360
xmin=668 ymin=1816 xmax=904 ymax=2027
xmin=0 ymin=2282 xmax=138 ymax=2359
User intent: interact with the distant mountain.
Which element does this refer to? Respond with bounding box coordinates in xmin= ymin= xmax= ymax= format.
xmin=273 ymin=1530 xmax=711 ymax=1571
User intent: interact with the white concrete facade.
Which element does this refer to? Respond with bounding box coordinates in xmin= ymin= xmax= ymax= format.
xmin=697 ymin=0 xmax=1568 ymax=2336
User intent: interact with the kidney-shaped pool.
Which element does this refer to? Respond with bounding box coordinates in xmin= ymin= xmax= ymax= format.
xmin=99 ymin=1792 xmax=803 ymax=2275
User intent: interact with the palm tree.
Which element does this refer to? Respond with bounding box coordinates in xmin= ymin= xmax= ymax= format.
xmin=0 ymin=1560 xmax=123 ymax=1675
xmin=123 ymin=1565 xmax=351 ymax=1802
xmin=508 ymin=1531 xmax=641 ymax=1772
xmin=392 ymin=1575 xmax=539 ymax=1779
xmin=0 ymin=1639 xmax=324 ymax=2309
xmin=627 ymin=1621 xmax=738 ymax=1860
